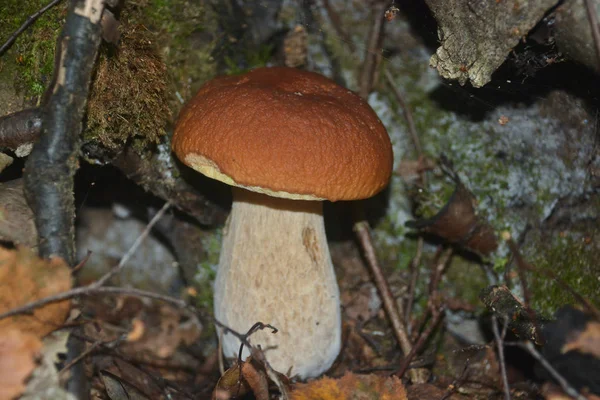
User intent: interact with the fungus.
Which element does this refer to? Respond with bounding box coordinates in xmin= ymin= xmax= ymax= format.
xmin=172 ymin=67 xmax=392 ymax=378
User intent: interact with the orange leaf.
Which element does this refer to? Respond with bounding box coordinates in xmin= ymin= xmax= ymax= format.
xmin=291 ymin=372 xmax=407 ymax=400
xmin=0 ymin=246 xmax=72 ymax=337
xmin=0 ymin=329 xmax=42 ymax=400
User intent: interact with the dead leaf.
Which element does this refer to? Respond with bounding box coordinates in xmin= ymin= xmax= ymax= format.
xmin=0 ymin=329 xmax=42 ymax=400
xmin=562 ymin=321 xmax=600 ymax=358
xmin=101 ymin=370 xmax=149 ymax=400
xmin=0 ymin=246 xmax=72 ymax=337
xmin=213 ymin=362 xmax=251 ymax=400
xmin=291 ymin=372 xmax=407 ymax=400
xmin=241 ymin=361 xmax=269 ymax=400
xmin=127 ymin=305 xmax=202 ymax=359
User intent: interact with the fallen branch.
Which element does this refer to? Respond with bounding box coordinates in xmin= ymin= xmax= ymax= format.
xmin=0 ymin=109 xmax=43 ymax=151
xmin=24 ymin=0 xmax=106 ymax=265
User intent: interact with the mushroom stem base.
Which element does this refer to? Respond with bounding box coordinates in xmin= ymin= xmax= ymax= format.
xmin=214 ymin=188 xmax=341 ymax=379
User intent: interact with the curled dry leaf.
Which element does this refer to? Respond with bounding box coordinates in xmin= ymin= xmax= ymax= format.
xmin=0 ymin=246 xmax=72 ymax=337
xmin=406 ymin=161 xmax=498 ymax=256
xmin=291 ymin=372 xmax=407 ymax=400
xmin=0 ymin=329 xmax=42 ymax=400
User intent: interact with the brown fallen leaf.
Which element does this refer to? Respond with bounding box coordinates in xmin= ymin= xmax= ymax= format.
xmin=127 ymin=305 xmax=202 ymax=359
xmin=0 ymin=329 xmax=43 ymax=400
xmin=291 ymin=372 xmax=407 ymax=400
xmin=0 ymin=246 xmax=72 ymax=337
xmin=562 ymin=321 xmax=600 ymax=358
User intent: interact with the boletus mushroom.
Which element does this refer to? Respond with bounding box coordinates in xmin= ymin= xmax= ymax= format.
xmin=172 ymin=67 xmax=392 ymax=378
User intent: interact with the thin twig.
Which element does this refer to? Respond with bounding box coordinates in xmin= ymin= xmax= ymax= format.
xmin=507 ymin=341 xmax=588 ymax=400
xmin=404 ymin=237 xmax=423 ymax=329
xmin=395 ymin=305 xmax=444 ymax=378
xmin=358 ymin=1 xmax=387 ymax=99
xmin=428 ymin=247 xmax=453 ymax=295
xmin=384 ymin=69 xmax=423 ymax=158
xmin=0 ymin=0 xmax=64 ymax=56
xmin=440 ymin=360 xmax=471 ymax=400
xmin=92 ymin=201 xmax=171 ymax=288
xmin=353 ymin=219 xmax=413 ymax=357
xmin=58 ymin=336 xmax=124 ymax=378
xmin=584 ymin=0 xmax=600 ymax=68
xmin=0 ymin=284 xmax=188 ymax=322
xmin=0 ymin=201 xmax=173 ymax=322
xmin=492 ymin=315 xmax=511 ymax=400
xmin=322 ymin=0 xmax=357 ymax=53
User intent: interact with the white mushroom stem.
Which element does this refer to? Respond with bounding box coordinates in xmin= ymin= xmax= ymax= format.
xmin=214 ymin=187 xmax=341 ymax=379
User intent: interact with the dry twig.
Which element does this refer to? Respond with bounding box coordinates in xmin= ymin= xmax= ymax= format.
xmin=92 ymin=201 xmax=171 ymax=288
xmin=358 ymin=1 xmax=387 ymax=99
xmin=507 ymin=341 xmax=588 ymax=400
xmin=492 ymin=315 xmax=511 ymax=400
xmin=353 ymin=220 xmax=413 ymax=357
xmin=395 ymin=304 xmax=444 ymax=378
xmin=404 ymin=237 xmax=423 ymax=329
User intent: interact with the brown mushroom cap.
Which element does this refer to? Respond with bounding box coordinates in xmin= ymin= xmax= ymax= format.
xmin=172 ymin=67 xmax=393 ymax=201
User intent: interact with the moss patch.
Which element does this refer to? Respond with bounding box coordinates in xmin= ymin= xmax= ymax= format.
xmin=0 ymin=0 xmax=66 ymax=102
xmin=524 ymin=232 xmax=600 ymax=317
xmin=86 ymin=23 xmax=170 ymax=153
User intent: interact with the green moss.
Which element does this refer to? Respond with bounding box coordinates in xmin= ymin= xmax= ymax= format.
xmin=0 ymin=0 xmax=66 ymax=102
xmin=444 ymin=257 xmax=489 ymax=307
xmin=524 ymin=232 xmax=600 ymax=317
xmin=137 ymin=0 xmax=218 ymax=100
xmin=222 ymin=43 xmax=273 ymax=75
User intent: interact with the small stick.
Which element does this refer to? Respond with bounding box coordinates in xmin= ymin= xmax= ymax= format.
xmin=0 ymin=0 xmax=64 ymax=56
xmin=507 ymin=341 xmax=588 ymax=400
xmin=404 ymin=237 xmax=423 ymax=328
xmin=353 ymin=220 xmax=413 ymax=357
xmin=492 ymin=315 xmax=511 ymax=400
xmin=322 ymin=0 xmax=356 ymax=53
xmin=395 ymin=305 xmax=444 ymax=378
xmin=384 ymin=69 xmax=423 ymax=159
xmin=58 ymin=336 xmax=123 ymax=378
xmin=358 ymin=1 xmax=387 ymax=99
xmin=92 ymin=202 xmax=171 ymax=288
xmin=584 ymin=0 xmax=600 ymax=68
xmin=428 ymin=247 xmax=453 ymax=295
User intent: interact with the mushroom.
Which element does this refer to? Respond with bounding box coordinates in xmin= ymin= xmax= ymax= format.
xmin=172 ymin=67 xmax=392 ymax=378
